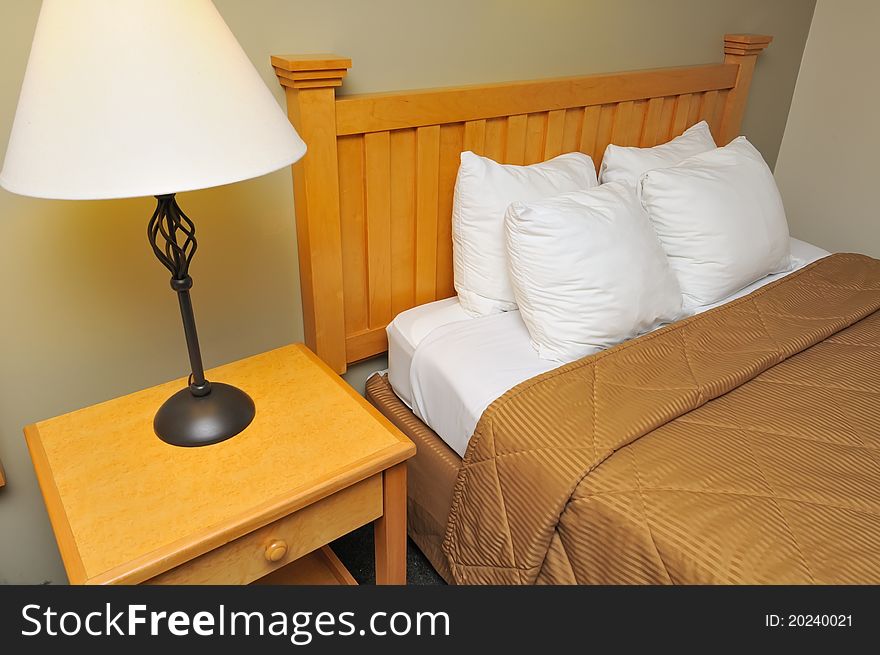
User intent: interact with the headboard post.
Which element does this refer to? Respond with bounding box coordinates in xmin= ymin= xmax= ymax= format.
xmin=719 ymin=34 xmax=772 ymax=144
xmin=272 ymin=54 xmax=352 ymax=374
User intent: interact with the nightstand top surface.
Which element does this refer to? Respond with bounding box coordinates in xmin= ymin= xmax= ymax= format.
xmin=26 ymin=344 xmax=413 ymax=584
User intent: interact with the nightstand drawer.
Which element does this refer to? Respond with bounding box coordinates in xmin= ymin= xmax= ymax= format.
xmin=146 ymin=474 xmax=382 ymax=585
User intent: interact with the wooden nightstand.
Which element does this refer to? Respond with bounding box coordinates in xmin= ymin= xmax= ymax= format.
xmin=24 ymin=344 xmax=415 ymax=585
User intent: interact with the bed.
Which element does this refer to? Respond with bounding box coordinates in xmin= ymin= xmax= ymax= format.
xmin=272 ymin=36 xmax=880 ymax=584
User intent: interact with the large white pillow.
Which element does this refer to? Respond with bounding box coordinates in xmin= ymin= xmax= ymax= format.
xmin=452 ymin=150 xmax=597 ymax=317
xmin=599 ymin=120 xmax=716 ymax=185
xmin=639 ymin=136 xmax=792 ymax=310
xmin=505 ymin=182 xmax=683 ymax=363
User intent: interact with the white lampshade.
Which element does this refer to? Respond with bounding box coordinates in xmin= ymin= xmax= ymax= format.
xmin=0 ymin=0 xmax=305 ymax=200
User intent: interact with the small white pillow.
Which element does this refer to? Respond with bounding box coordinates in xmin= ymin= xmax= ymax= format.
xmin=452 ymin=150 xmax=598 ymax=317
xmin=599 ymin=120 xmax=716 ymax=185
xmin=505 ymin=182 xmax=683 ymax=363
xmin=639 ymin=136 xmax=792 ymax=310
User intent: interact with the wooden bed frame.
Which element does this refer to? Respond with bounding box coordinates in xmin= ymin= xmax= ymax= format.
xmin=272 ymin=34 xmax=772 ymax=374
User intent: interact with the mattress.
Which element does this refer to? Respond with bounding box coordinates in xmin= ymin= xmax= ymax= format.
xmin=387 ymin=238 xmax=830 ymax=457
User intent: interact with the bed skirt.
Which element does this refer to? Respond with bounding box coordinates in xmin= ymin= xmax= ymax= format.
xmin=366 ymin=372 xmax=460 ymax=584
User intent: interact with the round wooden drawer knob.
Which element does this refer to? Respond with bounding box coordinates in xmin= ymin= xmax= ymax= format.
xmin=265 ymin=539 xmax=288 ymax=562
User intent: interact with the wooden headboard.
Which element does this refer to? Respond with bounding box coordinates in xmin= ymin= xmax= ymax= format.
xmin=273 ymin=34 xmax=772 ymax=373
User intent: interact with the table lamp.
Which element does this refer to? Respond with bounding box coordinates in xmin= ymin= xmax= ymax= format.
xmin=0 ymin=0 xmax=306 ymax=447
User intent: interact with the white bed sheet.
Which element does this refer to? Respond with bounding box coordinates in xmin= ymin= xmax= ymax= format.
xmin=390 ymin=238 xmax=830 ymax=457
xmin=387 ymin=297 xmax=471 ymax=407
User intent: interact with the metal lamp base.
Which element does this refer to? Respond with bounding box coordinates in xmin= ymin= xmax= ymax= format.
xmin=154 ymin=382 xmax=255 ymax=447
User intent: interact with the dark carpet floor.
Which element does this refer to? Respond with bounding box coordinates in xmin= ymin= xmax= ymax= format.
xmin=331 ymin=524 xmax=445 ymax=585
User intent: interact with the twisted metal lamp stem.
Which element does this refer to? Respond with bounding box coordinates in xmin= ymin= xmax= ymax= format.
xmin=148 ymin=194 xmax=209 ymax=395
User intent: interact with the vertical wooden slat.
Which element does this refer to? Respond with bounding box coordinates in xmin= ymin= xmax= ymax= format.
xmin=463 ymin=119 xmax=486 ymax=154
xmin=592 ymin=104 xmax=616 ymax=168
xmin=658 ymin=96 xmax=677 ymax=141
xmin=437 ymin=123 xmax=463 ymax=299
xmin=561 ymin=107 xmax=584 ymax=154
xmin=505 ymin=114 xmax=528 ymax=164
xmin=544 ymin=109 xmax=566 ymax=159
xmin=670 ymin=93 xmax=692 ymax=137
xmin=524 ymin=112 xmax=547 ymax=164
xmin=699 ymin=90 xmax=719 ymax=127
xmin=611 ymin=101 xmax=634 ymax=145
xmin=389 ymin=129 xmax=416 ymax=318
xmin=687 ymin=92 xmax=703 ymax=127
xmin=578 ymin=105 xmax=602 ymax=159
xmin=630 ymin=100 xmax=648 ymax=145
xmin=709 ymin=89 xmax=728 ymax=142
xmin=337 ymin=135 xmax=368 ymax=337
xmin=641 ymin=97 xmax=665 ymax=146
xmin=415 ymin=125 xmax=440 ymax=304
xmin=484 ymin=117 xmax=507 ymax=162
xmin=364 ymin=131 xmax=392 ymax=329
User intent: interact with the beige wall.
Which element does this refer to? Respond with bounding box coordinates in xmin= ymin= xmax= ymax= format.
xmin=0 ymin=0 xmax=814 ymax=584
xmin=775 ymin=0 xmax=878 ymax=256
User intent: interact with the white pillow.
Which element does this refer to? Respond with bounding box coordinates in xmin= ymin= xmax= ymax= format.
xmin=599 ymin=120 xmax=716 ymax=185
xmin=505 ymin=182 xmax=683 ymax=363
xmin=452 ymin=150 xmax=598 ymax=317
xmin=638 ymin=136 xmax=792 ymax=310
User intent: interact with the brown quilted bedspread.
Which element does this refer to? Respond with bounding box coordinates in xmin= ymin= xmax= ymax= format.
xmin=442 ymin=254 xmax=880 ymax=584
